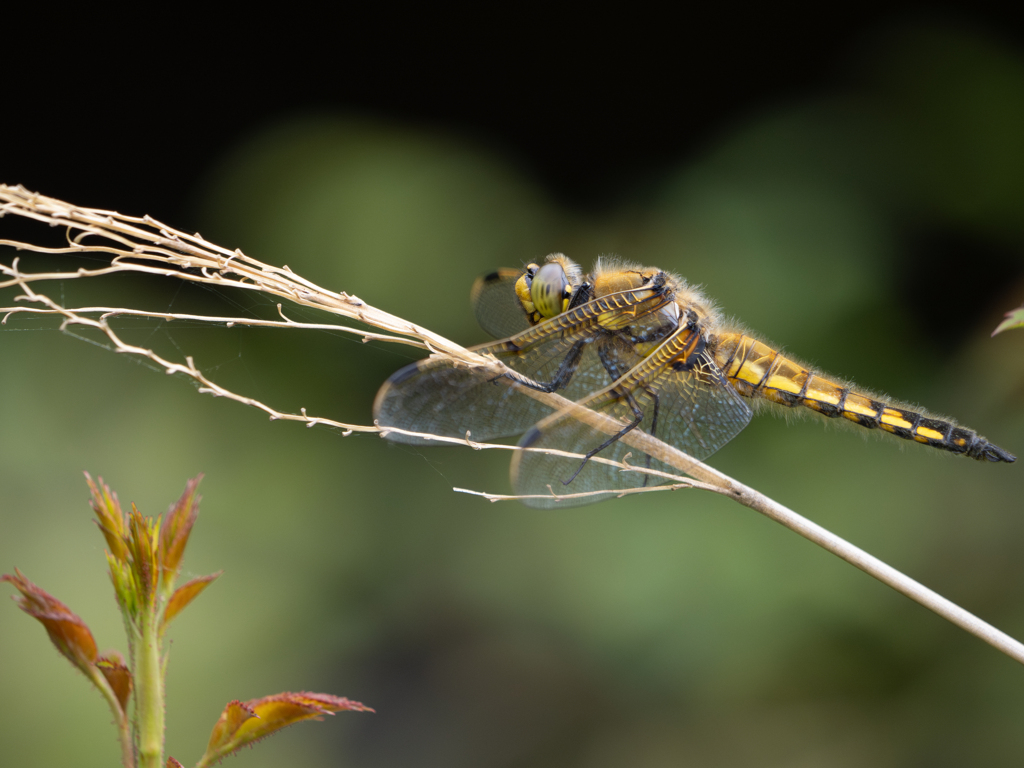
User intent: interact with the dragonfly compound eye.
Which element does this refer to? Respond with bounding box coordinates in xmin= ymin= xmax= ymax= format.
xmin=530 ymin=262 xmax=570 ymax=319
xmin=514 ymin=265 xmax=540 ymax=319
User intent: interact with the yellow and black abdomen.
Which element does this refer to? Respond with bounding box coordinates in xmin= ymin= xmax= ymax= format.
xmin=714 ymin=333 xmax=1016 ymax=463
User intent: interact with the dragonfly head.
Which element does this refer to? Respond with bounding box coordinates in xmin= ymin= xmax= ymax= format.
xmin=515 ymin=260 xmax=573 ymax=324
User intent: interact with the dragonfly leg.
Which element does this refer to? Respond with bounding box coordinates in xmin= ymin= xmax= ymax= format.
xmin=559 ymin=337 xmax=663 ymax=488
xmin=489 ymin=339 xmax=588 ymax=393
xmin=639 ymin=385 xmax=660 ymax=487
xmin=562 ymin=391 xmax=645 ymax=486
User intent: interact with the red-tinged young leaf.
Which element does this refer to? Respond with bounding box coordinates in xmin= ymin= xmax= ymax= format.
xmin=161 ymin=572 xmax=221 ymax=631
xmin=85 ymin=472 xmax=129 ymax=562
xmin=205 ymin=699 xmax=257 ymax=756
xmin=96 ymin=651 xmax=133 ymax=712
xmin=199 ymin=692 xmax=372 ymax=766
xmin=993 ymin=306 xmax=1024 ymax=336
xmin=167 ymin=757 xmax=184 ymax=768
xmin=268 ymin=691 xmax=375 ymax=714
xmin=159 ymin=475 xmax=202 ymax=581
xmin=2 ymin=569 xmax=98 ymax=673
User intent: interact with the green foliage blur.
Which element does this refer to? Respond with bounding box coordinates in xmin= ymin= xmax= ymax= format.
xmin=2 ymin=23 xmax=1023 ymax=767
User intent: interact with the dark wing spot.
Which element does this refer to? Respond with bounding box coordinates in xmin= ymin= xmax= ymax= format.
xmin=388 ymin=361 xmax=425 ymax=386
xmin=521 ymin=426 xmax=543 ymax=448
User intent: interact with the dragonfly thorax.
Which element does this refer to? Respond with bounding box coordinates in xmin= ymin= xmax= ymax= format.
xmin=592 ymin=268 xmax=656 ymax=297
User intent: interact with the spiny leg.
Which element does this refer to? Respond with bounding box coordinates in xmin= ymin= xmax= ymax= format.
xmin=489 ymin=338 xmax=588 ymax=393
xmin=562 ymin=391 xmax=645 ymax=487
xmin=557 ymin=337 xmax=658 ymax=486
xmin=639 ymin=384 xmax=660 ymax=488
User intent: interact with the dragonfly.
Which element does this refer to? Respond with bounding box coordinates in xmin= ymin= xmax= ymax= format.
xmin=374 ymin=254 xmax=1015 ymax=507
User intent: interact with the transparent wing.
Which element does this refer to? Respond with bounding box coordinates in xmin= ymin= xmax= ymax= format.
xmin=375 ymin=287 xmax=674 ymax=445
xmin=375 ymin=335 xmax=629 ymax=445
xmin=470 ymin=268 xmax=530 ymax=339
xmin=510 ymin=339 xmax=753 ymax=508
xmin=374 ymin=357 xmax=560 ymax=444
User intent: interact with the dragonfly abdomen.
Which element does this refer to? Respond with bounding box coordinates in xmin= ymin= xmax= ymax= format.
xmin=714 ymin=333 xmax=1015 ymax=462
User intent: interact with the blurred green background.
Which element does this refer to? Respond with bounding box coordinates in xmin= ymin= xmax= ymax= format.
xmin=3 ymin=21 xmax=1024 ymax=768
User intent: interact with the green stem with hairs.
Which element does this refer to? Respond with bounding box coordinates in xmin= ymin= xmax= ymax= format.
xmin=134 ymin=604 xmax=165 ymax=768
xmin=86 ymin=665 xmax=134 ymax=768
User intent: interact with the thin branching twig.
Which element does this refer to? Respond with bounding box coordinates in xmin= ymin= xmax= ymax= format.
xmin=2 ymin=182 xmax=1023 ymax=666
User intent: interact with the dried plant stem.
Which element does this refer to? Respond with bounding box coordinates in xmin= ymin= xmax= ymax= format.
xmin=0 ymin=185 xmax=477 ymax=366
xmin=2 ymin=183 xmax=1022 ymax=666
xmin=676 ymin=458 xmax=1023 ymax=661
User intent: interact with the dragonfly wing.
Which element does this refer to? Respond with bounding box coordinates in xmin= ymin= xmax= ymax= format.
xmin=375 ymin=330 xmax=611 ymax=444
xmin=375 ymin=280 xmax=677 ymax=445
xmin=510 ymin=347 xmax=753 ymax=508
xmin=374 ymin=356 xmax=558 ymax=444
xmin=470 ymin=268 xmax=531 ymax=339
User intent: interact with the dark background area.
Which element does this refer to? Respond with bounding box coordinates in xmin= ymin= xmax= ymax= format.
xmin=4 ymin=6 xmax=1018 ymax=215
